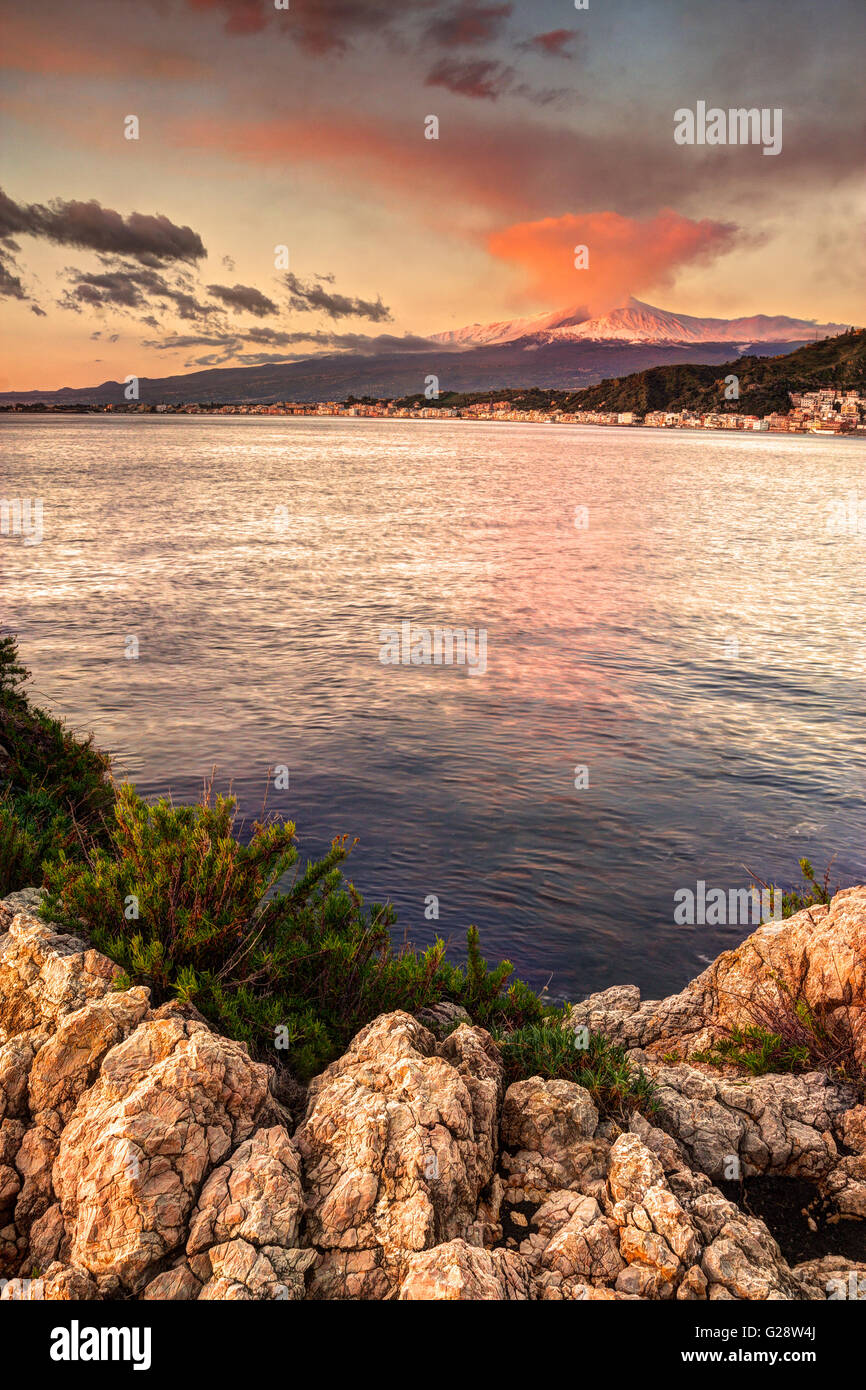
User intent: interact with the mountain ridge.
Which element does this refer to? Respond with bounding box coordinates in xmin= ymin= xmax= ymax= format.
xmin=1 ymin=301 xmax=857 ymax=406
xmin=0 ymin=339 xmax=816 ymax=406
xmin=431 ymin=297 xmax=851 ymax=349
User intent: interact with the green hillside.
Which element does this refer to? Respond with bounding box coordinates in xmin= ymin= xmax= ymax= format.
xmin=565 ymin=327 xmax=866 ymax=417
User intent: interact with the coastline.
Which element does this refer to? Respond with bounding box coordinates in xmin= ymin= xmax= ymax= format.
xmin=3 ymin=406 xmax=863 ymax=438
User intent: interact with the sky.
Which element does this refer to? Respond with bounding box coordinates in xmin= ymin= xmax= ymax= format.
xmin=1 ymin=0 xmax=864 ymax=390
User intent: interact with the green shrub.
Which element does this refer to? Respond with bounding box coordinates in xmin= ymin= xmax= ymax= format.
xmin=748 ymin=856 xmax=838 ymax=922
xmin=0 ymin=635 xmax=29 ymax=708
xmin=693 ymin=973 xmax=863 ymax=1086
xmin=0 ymin=633 xmax=114 ymax=872
xmin=0 ymin=795 xmax=44 ymax=897
xmin=693 ymin=1025 xmax=810 ymax=1076
xmin=436 ymin=925 xmax=544 ymax=1033
xmin=496 ymin=1021 xmax=657 ymax=1121
xmin=42 ymin=783 xmax=299 ymax=987
xmin=42 ymin=782 xmax=545 ymax=1080
xmin=779 ymin=857 xmax=836 ymax=917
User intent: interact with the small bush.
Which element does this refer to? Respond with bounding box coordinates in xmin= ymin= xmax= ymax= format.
xmin=0 ymin=633 xmax=114 ymax=873
xmin=0 ymin=635 xmax=29 ymax=708
xmin=694 ymin=972 xmax=864 ymax=1087
xmin=496 ymin=1021 xmax=657 ymax=1121
xmin=436 ymin=925 xmax=544 ymax=1033
xmin=749 ymin=856 xmax=838 ymax=921
xmin=693 ymin=1025 xmax=810 ymax=1076
xmin=0 ymin=795 xmax=44 ymax=897
xmin=42 ymin=782 xmax=545 ymax=1080
xmin=42 ymin=782 xmax=299 ymax=989
xmin=779 ymin=857 xmax=836 ymax=917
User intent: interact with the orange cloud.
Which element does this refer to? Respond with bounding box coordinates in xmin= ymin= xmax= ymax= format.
xmin=487 ymin=210 xmax=739 ymax=310
xmin=0 ymin=15 xmax=207 ymax=80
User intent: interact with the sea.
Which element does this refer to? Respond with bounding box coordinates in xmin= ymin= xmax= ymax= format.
xmin=2 ymin=413 xmax=865 ymax=1003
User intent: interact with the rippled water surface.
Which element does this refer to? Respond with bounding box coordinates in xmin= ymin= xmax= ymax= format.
xmin=2 ymin=415 xmax=865 ymax=1001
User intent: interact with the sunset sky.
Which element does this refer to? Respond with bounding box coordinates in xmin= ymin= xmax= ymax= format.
xmin=1 ymin=0 xmax=864 ymax=390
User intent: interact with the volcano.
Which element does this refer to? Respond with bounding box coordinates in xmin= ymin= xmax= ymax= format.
xmin=431 ymin=297 xmax=850 ymax=350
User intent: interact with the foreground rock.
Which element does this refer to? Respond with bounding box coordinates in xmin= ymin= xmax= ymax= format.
xmin=399 ymin=1240 xmax=534 ymax=1300
xmin=564 ymin=887 xmax=866 ymax=1070
xmin=503 ymin=1111 xmax=815 ymax=1301
xmin=1 ymin=889 xmax=864 ymax=1300
xmin=54 ymin=1016 xmax=280 ymax=1293
xmin=0 ymin=905 xmax=123 ymax=1046
xmin=295 ymin=1011 xmax=504 ymax=1298
xmin=642 ymin=1065 xmax=855 ymax=1182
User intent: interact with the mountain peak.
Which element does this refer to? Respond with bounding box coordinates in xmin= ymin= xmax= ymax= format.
xmin=432 ymin=298 xmax=849 ymax=349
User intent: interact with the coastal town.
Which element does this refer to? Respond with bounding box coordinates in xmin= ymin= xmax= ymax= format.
xmin=5 ymin=385 xmax=865 ymax=434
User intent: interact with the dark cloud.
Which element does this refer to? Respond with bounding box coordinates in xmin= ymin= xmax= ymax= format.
xmin=425 ymin=4 xmax=512 ymax=48
xmin=50 ymin=240 xmax=394 ymax=349
xmin=425 ymin=57 xmax=514 ymax=101
xmin=246 ymin=327 xmax=437 ymax=352
xmin=0 ymin=186 xmax=205 ymax=267
xmin=60 ymin=264 xmax=213 ymax=320
xmin=0 ymin=229 xmax=34 ymax=305
xmin=0 ymin=255 xmax=28 ymax=301
xmin=61 ymin=269 xmax=145 ymax=311
xmin=142 ymin=332 xmax=241 ymax=350
xmin=54 ymin=239 xmax=390 ymax=339
xmin=185 ymin=0 xmax=429 ymax=55
xmin=511 ymin=81 xmax=570 ymax=108
xmin=424 ymin=56 xmax=569 ymax=105
xmin=169 ymin=290 xmax=212 ymax=319
xmin=283 ymin=272 xmax=391 ymax=322
xmin=206 ymin=282 xmax=278 ymax=316
xmin=232 ymin=352 xmax=301 ymax=364
xmin=144 ymin=326 xmax=439 ymax=366
xmin=244 ymin=327 xmax=321 ymax=347
xmin=526 ymin=30 xmax=579 ymax=58
xmin=30 ymin=305 xmax=47 ymax=317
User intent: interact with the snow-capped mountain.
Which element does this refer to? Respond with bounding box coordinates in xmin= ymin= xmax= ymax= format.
xmin=431 ymin=304 xmax=590 ymax=348
xmin=432 ymin=297 xmax=849 ymax=349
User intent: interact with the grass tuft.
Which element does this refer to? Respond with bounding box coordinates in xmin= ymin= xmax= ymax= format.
xmin=495 ymin=1020 xmax=657 ymax=1121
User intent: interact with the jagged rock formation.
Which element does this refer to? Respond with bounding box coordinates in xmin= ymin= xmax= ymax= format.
xmin=638 ymin=1065 xmax=855 ymax=1182
xmin=0 ymin=888 xmax=864 ymax=1300
xmin=295 ymin=1011 xmax=504 ymax=1299
xmin=564 ymin=886 xmax=866 ymax=1068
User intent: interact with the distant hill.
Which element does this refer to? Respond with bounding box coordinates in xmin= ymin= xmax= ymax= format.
xmin=0 ymin=338 xmax=814 ymax=407
xmin=390 ymin=329 xmax=866 ymax=419
xmin=563 ymin=327 xmax=866 ymax=417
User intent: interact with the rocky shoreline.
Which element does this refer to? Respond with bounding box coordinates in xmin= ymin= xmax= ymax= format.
xmin=1 ymin=885 xmax=864 ymax=1301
